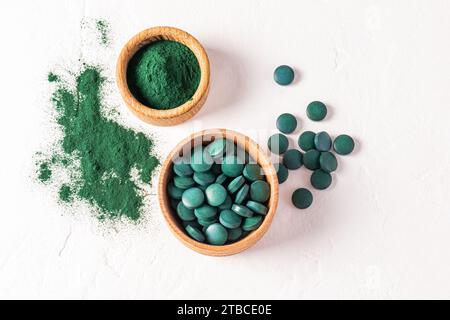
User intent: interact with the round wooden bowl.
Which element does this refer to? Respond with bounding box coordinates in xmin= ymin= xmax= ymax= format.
xmin=116 ymin=26 xmax=210 ymax=126
xmin=158 ymin=129 xmax=279 ymax=256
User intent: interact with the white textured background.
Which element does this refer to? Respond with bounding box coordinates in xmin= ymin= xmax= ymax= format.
xmin=1 ymin=0 xmax=450 ymax=299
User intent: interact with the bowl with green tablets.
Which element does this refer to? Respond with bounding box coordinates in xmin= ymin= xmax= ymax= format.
xmin=158 ymin=129 xmax=279 ymax=256
xmin=117 ymin=26 xmax=210 ymax=126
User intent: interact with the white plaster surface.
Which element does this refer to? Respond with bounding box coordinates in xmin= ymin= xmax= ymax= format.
xmin=1 ymin=0 xmax=450 ymax=299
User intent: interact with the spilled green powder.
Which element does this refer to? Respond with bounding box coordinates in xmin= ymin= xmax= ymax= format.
xmin=38 ymin=162 xmax=52 ymax=182
xmin=96 ymin=19 xmax=110 ymax=46
xmin=38 ymin=66 xmax=159 ymax=221
xmin=127 ymin=40 xmax=201 ymax=110
xmin=59 ymin=184 xmax=72 ymax=203
xmin=48 ymin=73 xmax=59 ymax=83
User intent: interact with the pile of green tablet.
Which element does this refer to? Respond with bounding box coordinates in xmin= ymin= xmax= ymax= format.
xmin=167 ymin=139 xmax=271 ymax=245
xmin=268 ymin=101 xmax=355 ymax=209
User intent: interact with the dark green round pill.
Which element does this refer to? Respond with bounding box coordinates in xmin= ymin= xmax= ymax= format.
xmin=319 ymin=151 xmax=338 ymax=173
xmin=234 ymin=184 xmax=249 ymax=204
xmin=333 ymin=134 xmax=355 ymax=155
xmin=243 ymin=164 xmax=263 ymax=182
xmin=268 ymin=133 xmax=289 ymax=155
xmin=228 ymin=175 xmax=245 ymax=194
xmin=205 ymin=223 xmax=228 ymax=245
xmin=242 ymin=215 xmax=263 ymax=231
xmin=231 ymin=204 xmax=254 ymax=218
xmin=276 ymin=113 xmax=297 ymax=134
xmin=311 ymin=169 xmax=332 ymax=190
xmin=173 ymin=161 xmax=193 ymax=177
xmin=207 ymin=138 xmax=227 ymax=159
xmin=194 ymin=205 xmax=217 ymax=220
xmin=274 ymin=65 xmax=295 ymax=86
xmin=250 ymin=180 xmax=270 ymax=203
xmin=303 ymin=149 xmax=321 ymax=170
xmin=274 ymin=163 xmax=289 ymax=184
xmin=298 ymin=131 xmax=316 ymax=151
xmin=221 ymin=155 xmax=244 ymax=177
xmin=292 ymin=188 xmax=313 ymax=209
xmin=177 ymin=202 xmax=196 ymax=221
xmin=181 ymin=187 xmax=205 ymax=209
xmin=227 ymin=227 xmax=243 ymax=242
xmin=219 ymin=209 xmax=242 ymax=229
xmin=185 ymin=225 xmax=205 ymax=242
xmin=173 ymin=176 xmax=196 ymax=189
xmin=314 ymin=132 xmax=332 ymax=152
xmin=167 ymin=183 xmax=184 ymax=200
xmin=205 ymin=183 xmax=227 ymax=207
xmin=193 ymin=171 xmax=216 ymax=186
xmin=306 ymin=101 xmax=327 ymax=121
xmin=246 ymin=200 xmax=268 ymax=215
xmin=190 ymin=146 xmax=213 ymax=173
xmin=282 ymin=149 xmax=303 ymax=170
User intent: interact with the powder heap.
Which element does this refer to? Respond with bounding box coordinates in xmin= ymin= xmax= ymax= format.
xmin=37 ymin=66 xmax=159 ymax=221
xmin=127 ymin=40 xmax=201 ymax=110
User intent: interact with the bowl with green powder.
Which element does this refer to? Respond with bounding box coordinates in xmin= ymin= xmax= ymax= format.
xmin=117 ymin=26 xmax=210 ymax=126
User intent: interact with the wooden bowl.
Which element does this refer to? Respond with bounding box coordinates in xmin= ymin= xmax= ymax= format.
xmin=116 ymin=26 xmax=210 ymax=126
xmin=158 ymin=129 xmax=279 ymax=256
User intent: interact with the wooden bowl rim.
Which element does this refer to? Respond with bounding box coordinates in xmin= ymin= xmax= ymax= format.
xmin=158 ymin=129 xmax=279 ymax=256
xmin=116 ymin=26 xmax=210 ymax=120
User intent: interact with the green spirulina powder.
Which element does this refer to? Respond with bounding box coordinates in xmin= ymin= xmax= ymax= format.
xmin=38 ymin=162 xmax=52 ymax=182
xmin=127 ymin=40 xmax=201 ymax=110
xmin=96 ymin=19 xmax=110 ymax=46
xmin=38 ymin=66 xmax=159 ymax=221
